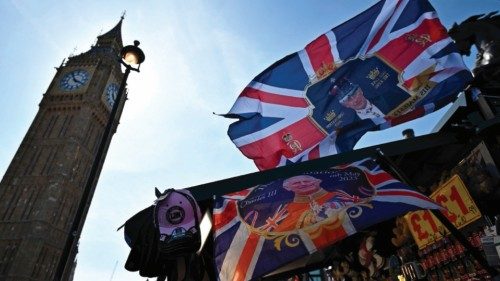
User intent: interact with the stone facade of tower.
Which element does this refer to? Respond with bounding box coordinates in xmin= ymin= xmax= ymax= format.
xmin=0 ymin=19 xmax=127 ymax=280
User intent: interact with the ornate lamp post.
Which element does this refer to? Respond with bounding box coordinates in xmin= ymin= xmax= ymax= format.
xmin=54 ymin=41 xmax=145 ymax=280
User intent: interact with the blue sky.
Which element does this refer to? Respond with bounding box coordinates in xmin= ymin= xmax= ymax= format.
xmin=0 ymin=1 xmax=498 ymax=280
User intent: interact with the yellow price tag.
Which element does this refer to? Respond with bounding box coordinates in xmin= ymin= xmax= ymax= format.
xmin=405 ymin=175 xmax=481 ymax=249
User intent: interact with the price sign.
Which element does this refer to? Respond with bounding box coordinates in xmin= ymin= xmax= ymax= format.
xmin=405 ymin=175 xmax=481 ymax=249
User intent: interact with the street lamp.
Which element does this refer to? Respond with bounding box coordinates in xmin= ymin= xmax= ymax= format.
xmin=53 ymin=41 xmax=145 ymax=281
xmin=121 ymin=40 xmax=145 ymax=69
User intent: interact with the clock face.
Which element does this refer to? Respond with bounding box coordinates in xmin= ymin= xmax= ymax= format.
xmin=60 ymin=69 xmax=90 ymax=91
xmin=105 ymin=83 xmax=119 ymax=108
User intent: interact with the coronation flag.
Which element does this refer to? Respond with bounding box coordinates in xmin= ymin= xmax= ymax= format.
xmin=226 ymin=0 xmax=472 ymax=171
xmin=213 ymin=158 xmax=442 ymax=280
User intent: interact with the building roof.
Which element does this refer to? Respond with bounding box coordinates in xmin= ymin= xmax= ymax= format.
xmin=96 ymin=17 xmax=123 ymax=49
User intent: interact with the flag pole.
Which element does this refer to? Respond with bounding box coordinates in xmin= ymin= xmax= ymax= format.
xmin=375 ymin=148 xmax=498 ymax=277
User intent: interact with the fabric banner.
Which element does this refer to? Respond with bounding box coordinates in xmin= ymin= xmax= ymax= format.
xmin=213 ymin=158 xmax=441 ymax=280
xmin=226 ymin=0 xmax=472 ymax=170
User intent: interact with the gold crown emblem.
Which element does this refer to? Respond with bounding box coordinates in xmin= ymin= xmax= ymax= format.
xmin=282 ymin=133 xmax=293 ymax=142
xmin=324 ymin=110 xmax=336 ymax=122
xmin=367 ymin=67 xmax=380 ymax=80
xmin=405 ymin=33 xmax=431 ymax=47
xmin=315 ymin=62 xmax=335 ymax=80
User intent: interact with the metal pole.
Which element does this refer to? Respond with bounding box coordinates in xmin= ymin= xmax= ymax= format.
xmin=375 ymin=148 xmax=498 ymax=277
xmin=53 ymin=65 xmax=132 ymax=281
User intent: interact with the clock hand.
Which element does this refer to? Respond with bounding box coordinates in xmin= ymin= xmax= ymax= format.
xmin=71 ymin=72 xmax=86 ymax=84
xmin=73 ymin=76 xmax=83 ymax=84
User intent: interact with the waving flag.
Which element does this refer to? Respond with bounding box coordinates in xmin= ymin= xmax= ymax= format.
xmin=226 ymin=0 xmax=472 ymax=170
xmin=213 ymin=158 xmax=441 ymax=280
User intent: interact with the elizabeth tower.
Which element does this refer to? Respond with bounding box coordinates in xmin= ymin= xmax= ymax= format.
xmin=0 ymin=19 xmax=127 ymax=280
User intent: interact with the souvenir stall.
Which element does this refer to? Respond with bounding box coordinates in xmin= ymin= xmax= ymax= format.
xmin=118 ymin=2 xmax=500 ymax=278
xmin=268 ymin=139 xmax=500 ymax=281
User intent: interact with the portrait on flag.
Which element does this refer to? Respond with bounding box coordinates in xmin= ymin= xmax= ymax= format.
xmin=226 ymin=0 xmax=472 ymax=170
xmin=213 ymin=158 xmax=441 ymax=280
xmin=305 ymin=55 xmax=413 ymax=134
xmin=237 ymin=168 xmax=375 ymax=249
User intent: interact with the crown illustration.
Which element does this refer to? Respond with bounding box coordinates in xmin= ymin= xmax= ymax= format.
xmin=367 ymin=67 xmax=380 ymax=80
xmin=315 ymin=62 xmax=335 ymax=80
xmin=324 ymin=110 xmax=336 ymax=122
xmin=282 ymin=133 xmax=293 ymax=142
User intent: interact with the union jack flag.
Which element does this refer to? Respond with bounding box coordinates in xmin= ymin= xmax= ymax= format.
xmin=226 ymin=0 xmax=472 ymax=171
xmin=213 ymin=158 xmax=441 ymax=280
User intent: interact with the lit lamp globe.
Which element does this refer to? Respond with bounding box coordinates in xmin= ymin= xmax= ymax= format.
xmin=121 ymin=40 xmax=145 ymax=70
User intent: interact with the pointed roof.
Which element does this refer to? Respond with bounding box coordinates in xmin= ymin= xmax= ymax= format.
xmin=66 ymin=16 xmax=125 ymax=69
xmin=96 ymin=16 xmax=123 ymax=50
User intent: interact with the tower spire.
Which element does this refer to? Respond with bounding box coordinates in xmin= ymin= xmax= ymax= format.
xmin=96 ymin=16 xmax=123 ymax=49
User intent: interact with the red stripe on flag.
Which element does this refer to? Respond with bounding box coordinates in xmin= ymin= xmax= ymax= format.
xmin=308 ymin=145 xmax=320 ymax=160
xmin=367 ymin=17 xmax=391 ymax=52
xmin=387 ymin=106 xmax=425 ymax=126
xmin=240 ymin=118 xmax=326 ymax=170
xmin=305 ymin=34 xmax=335 ymax=75
xmin=233 ymin=232 xmax=260 ymax=281
xmin=377 ymin=190 xmax=434 ymax=203
xmin=403 ymin=77 xmax=416 ymax=89
xmin=213 ymin=201 xmax=237 ymax=230
xmin=226 ymin=189 xmax=252 ymax=198
xmin=376 ymin=18 xmax=448 ymax=71
xmin=241 ymin=87 xmax=309 ymax=108
xmin=364 ymin=171 xmax=394 ymax=186
xmin=368 ymin=0 xmax=404 ymax=52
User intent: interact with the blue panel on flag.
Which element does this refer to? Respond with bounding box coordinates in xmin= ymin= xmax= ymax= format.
xmin=416 ymin=70 xmax=472 ymax=107
xmin=214 ymin=221 xmax=240 ymax=272
xmin=333 ymin=0 xmax=384 ymax=60
xmin=254 ymin=54 xmax=309 ymax=90
xmin=228 ymin=115 xmax=284 ymax=140
xmin=253 ymin=237 xmax=310 ymax=275
xmin=431 ymin=42 xmax=458 ymax=59
xmin=391 ymin=0 xmax=436 ymax=33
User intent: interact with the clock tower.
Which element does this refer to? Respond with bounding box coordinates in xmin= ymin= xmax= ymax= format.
xmin=0 ymin=18 xmax=127 ymax=280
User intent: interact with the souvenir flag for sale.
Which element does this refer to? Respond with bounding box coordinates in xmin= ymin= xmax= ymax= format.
xmin=213 ymin=158 xmax=442 ymax=280
xmin=225 ymin=0 xmax=472 ymax=171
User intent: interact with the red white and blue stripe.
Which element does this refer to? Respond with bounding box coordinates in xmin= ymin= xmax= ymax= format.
xmin=226 ymin=0 xmax=472 ymax=171
xmin=213 ymin=158 xmax=441 ymax=280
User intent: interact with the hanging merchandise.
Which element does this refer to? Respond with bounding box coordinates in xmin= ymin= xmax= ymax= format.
xmin=121 ymin=188 xmax=205 ymax=280
xmin=154 ymin=188 xmax=202 ymax=257
xmin=213 ymin=158 xmax=441 ymax=280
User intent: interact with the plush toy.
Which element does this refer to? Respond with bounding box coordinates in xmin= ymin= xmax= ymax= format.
xmin=358 ymin=232 xmax=386 ymax=277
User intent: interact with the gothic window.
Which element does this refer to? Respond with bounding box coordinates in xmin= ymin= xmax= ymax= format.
xmin=1 ymin=186 xmax=39 ymax=221
xmin=83 ymin=122 xmax=96 ymax=149
xmin=20 ymin=186 xmax=39 ymax=220
xmin=52 ymin=192 xmax=69 ymax=227
xmin=41 ymin=146 xmax=58 ymax=176
xmin=31 ymin=246 xmax=48 ymax=278
xmin=64 ymin=203 xmax=76 ymax=228
xmin=58 ymin=115 xmax=73 ymax=137
xmin=30 ymin=146 xmax=54 ymax=176
xmin=1 ymin=186 xmax=22 ymax=221
xmin=0 ymin=240 xmax=19 ymax=275
xmin=40 ymin=113 xmax=59 ymax=138
xmin=24 ymin=147 xmax=42 ymax=175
